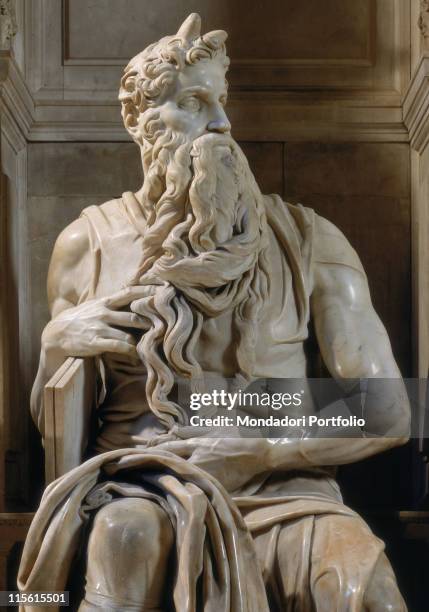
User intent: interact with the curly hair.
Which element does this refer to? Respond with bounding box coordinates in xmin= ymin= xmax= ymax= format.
xmin=118 ymin=18 xmax=230 ymax=144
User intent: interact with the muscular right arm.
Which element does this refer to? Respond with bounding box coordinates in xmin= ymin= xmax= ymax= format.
xmin=31 ymin=217 xmax=148 ymax=436
xmin=31 ymin=218 xmax=92 ymax=433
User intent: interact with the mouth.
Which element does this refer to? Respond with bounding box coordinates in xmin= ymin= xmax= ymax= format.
xmin=190 ymin=132 xmax=235 ymax=162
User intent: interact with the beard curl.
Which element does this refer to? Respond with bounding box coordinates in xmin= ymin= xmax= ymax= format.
xmin=130 ymin=123 xmax=271 ymax=430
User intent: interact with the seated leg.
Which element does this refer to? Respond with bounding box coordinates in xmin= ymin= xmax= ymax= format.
xmin=362 ymin=552 xmax=407 ymax=612
xmin=253 ymin=513 xmax=407 ymax=611
xmin=308 ymin=515 xmax=406 ymax=612
xmin=78 ymin=497 xmax=174 ymax=612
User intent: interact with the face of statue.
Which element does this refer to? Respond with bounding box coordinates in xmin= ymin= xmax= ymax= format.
xmin=156 ymin=58 xmax=231 ymax=142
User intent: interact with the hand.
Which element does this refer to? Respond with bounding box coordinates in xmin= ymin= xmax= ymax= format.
xmin=157 ymin=437 xmax=271 ymax=491
xmin=42 ymin=287 xmax=152 ymax=362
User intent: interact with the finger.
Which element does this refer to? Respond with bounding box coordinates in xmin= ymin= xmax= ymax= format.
xmin=99 ymin=327 xmax=137 ymax=345
xmin=104 ymin=286 xmax=155 ymax=309
xmin=102 ymin=310 xmax=149 ymax=330
xmin=91 ymin=338 xmax=138 ymax=358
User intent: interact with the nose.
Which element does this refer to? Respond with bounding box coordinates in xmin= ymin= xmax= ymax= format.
xmin=207 ymin=105 xmax=231 ymax=134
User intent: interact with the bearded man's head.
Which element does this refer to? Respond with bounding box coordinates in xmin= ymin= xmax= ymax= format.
xmin=116 ymin=14 xmax=271 ymax=430
xmin=119 ymin=13 xmax=230 ymax=150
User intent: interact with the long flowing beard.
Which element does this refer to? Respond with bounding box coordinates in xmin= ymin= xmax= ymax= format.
xmin=130 ymin=131 xmax=271 ymax=429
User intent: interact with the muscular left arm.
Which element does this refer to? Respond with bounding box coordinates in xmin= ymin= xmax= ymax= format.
xmin=311 ymin=257 xmax=410 ymax=439
xmin=160 ymin=219 xmax=410 ymax=490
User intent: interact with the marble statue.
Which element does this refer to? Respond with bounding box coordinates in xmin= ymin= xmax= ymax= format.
xmin=18 ymin=13 xmax=411 ymax=612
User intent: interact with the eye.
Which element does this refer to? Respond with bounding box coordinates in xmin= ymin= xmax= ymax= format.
xmin=179 ymin=96 xmax=201 ymax=112
xmin=219 ymin=95 xmax=228 ymax=107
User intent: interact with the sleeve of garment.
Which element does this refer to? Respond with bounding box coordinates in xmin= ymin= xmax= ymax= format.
xmin=312 ymin=213 xmax=367 ymax=278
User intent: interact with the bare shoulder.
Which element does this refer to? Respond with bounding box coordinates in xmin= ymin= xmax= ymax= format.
xmin=47 ymin=217 xmax=91 ymax=314
xmin=313 ymin=214 xmax=363 ymax=270
xmin=51 ymin=217 xmax=90 ymax=267
xmin=313 ymin=213 xmax=366 ymax=275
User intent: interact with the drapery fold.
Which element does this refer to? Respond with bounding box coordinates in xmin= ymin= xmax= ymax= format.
xmin=18 ymin=449 xmax=270 ymax=612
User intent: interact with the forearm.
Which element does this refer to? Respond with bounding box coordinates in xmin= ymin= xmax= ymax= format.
xmin=265 ymin=434 xmax=406 ymax=473
xmin=174 ymin=433 xmax=405 ymax=492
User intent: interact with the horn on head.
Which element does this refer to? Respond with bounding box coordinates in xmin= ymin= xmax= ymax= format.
xmin=202 ymin=30 xmax=228 ymax=50
xmin=176 ymin=13 xmax=201 ymax=42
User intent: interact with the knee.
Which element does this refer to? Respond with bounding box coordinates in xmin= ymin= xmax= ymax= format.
xmin=90 ymin=497 xmax=174 ymax=557
xmin=84 ymin=498 xmax=173 ymax=607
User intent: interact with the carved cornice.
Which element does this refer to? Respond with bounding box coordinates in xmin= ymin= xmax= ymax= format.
xmin=0 ymin=51 xmax=34 ymax=151
xmin=0 ymin=0 xmax=17 ymax=50
xmin=403 ymin=54 xmax=429 ymax=153
xmin=25 ymin=90 xmax=408 ymax=143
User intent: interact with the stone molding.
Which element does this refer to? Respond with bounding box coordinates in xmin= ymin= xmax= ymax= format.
xmin=0 ymin=52 xmax=31 ymax=511
xmin=28 ymin=94 xmax=409 ymax=143
xmin=0 ymin=51 xmax=33 ymax=150
xmin=0 ymin=73 xmax=410 ymax=143
xmin=403 ymin=54 xmax=429 ymax=153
